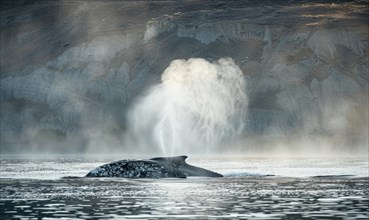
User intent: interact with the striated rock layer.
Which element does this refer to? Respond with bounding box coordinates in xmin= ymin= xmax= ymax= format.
xmin=0 ymin=0 xmax=368 ymax=153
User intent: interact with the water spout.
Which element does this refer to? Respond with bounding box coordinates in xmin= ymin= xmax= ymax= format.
xmin=128 ymin=58 xmax=248 ymax=155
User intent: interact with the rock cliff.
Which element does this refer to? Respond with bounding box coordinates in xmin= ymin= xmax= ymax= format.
xmin=1 ymin=0 xmax=368 ymax=153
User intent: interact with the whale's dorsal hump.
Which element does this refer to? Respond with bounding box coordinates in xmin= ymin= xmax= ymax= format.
xmin=150 ymin=155 xmax=188 ymax=165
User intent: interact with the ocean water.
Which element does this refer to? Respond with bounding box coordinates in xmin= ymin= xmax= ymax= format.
xmin=0 ymin=156 xmax=368 ymax=219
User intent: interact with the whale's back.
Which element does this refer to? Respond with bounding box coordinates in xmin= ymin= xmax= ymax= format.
xmin=86 ymin=155 xmax=222 ymax=178
xmin=86 ymin=160 xmax=171 ymax=178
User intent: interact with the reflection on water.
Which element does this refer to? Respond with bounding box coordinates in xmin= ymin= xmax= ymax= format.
xmin=1 ymin=177 xmax=368 ymax=219
xmin=0 ymin=157 xmax=368 ymax=219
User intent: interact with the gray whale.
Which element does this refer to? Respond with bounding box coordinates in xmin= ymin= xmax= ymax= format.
xmin=86 ymin=155 xmax=223 ymax=178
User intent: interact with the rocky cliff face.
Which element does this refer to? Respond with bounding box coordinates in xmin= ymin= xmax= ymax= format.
xmin=1 ymin=0 xmax=368 ymax=153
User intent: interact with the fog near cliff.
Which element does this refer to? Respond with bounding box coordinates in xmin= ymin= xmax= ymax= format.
xmin=0 ymin=0 xmax=368 ymax=156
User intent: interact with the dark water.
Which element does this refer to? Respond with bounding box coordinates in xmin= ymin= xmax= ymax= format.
xmin=0 ymin=157 xmax=368 ymax=219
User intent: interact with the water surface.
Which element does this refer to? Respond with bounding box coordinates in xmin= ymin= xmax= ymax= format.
xmin=1 ymin=156 xmax=368 ymax=219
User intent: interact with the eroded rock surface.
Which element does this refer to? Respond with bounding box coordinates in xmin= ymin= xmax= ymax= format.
xmin=1 ymin=0 xmax=368 ymax=153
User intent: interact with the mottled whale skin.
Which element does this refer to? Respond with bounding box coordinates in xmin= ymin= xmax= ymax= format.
xmin=86 ymin=155 xmax=223 ymax=178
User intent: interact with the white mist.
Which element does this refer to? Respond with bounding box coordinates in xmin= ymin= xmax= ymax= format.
xmin=128 ymin=58 xmax=248 ymax=155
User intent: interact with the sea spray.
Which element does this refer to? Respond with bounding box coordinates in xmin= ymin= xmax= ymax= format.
xmin=128 ymin=58 xmax=248 ymax=155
